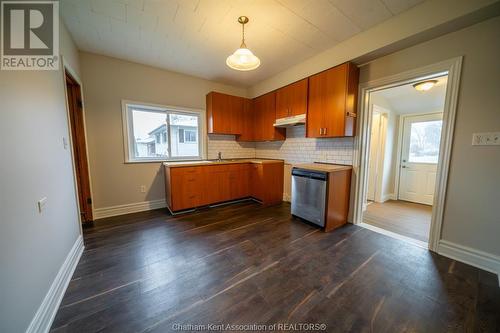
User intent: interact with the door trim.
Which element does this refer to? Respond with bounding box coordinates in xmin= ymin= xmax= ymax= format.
xmin=395 ymin=111 xmax=443 ymax=202
xmin=61 ymin=57 xmax=94 ymax=226
xmin=352 ymin=57 xmax=462 ymax=252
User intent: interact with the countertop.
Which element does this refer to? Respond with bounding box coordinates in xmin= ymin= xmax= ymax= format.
xmin=163 ymin=158 xmax=284 ymax=168
xmin=292 ymin=163 xmax=352 ymax=173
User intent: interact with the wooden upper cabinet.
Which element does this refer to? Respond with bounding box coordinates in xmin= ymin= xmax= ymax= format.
xmin=307 ymin=62 xmax=359 ymax=138
xmin=236 ymin=98 xmax=254 ymax=142
xmin=275 ymin=78 xmax=308 ymax=119
xmin=206 ymin=91 xmax=243 ymax=135
xmin=253 ymin=92 xmax=286 ymax=141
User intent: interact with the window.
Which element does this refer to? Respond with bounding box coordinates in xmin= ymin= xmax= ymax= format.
xmin=408 ymin=120 xmax=442 ymax=163
xmin=123 ymin=102 xmax=204 ymax=162
xmin=178 ymin=129 xmax=184 ymax=143
xmin=178 ymin=128 xmax=197 ymax=144
xmin=185 ymin=130 xmax=197 ymax=142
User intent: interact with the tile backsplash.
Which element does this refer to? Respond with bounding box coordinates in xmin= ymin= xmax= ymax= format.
xmin=255 ymin=126 xmax=354 ymax=165
xmin=206 ymin=126 xmax=354 ymax=165
xmin=207 ymin=134 xmax=256 ymax=159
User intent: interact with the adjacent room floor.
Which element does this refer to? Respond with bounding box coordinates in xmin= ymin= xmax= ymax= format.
xmin=363 ymin=200 xmax=432 ymax=242
xmin=51 ymin=202 xmax=499 ymax=332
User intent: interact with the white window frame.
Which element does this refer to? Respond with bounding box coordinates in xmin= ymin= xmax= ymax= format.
xmin=121 ymin=100 xmax=207 ymax=163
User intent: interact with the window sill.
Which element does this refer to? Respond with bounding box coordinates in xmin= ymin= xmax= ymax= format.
xmin=124 ymin=158 xmax=203 ymax=164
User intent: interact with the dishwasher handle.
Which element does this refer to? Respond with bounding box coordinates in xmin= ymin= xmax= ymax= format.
xmin=291 ymin=168 xmax=328 ymax=181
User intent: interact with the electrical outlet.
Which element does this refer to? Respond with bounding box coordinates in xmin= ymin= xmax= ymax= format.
xmin=472 ymin=132 xmax=500 ymax=146
xmin=140 ymin=185 xmax=146 ymax=193
xmin=63 ymin=137 xmax=69 ymax=150
xmin=38 ymin=197 xmax=47 ymax=213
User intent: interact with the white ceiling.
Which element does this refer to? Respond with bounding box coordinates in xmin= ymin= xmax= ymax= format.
xmin=372 ymin=75 xmax=448 ymax=115
xmin=61 ymin=0 xmax=425 ymax=87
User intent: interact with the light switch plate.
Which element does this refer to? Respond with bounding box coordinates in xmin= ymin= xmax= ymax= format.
xmin=472 ymin=132 xmax=500 ymax=146
xmin=38 ymin=197 xmax=47 ymax=213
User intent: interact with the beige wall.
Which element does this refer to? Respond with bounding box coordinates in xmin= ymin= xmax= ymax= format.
xmin=359 ymin=16 xmax=500 ymax=257
xmin=80 ymin=52 xmax=247 ymax=209
xmin=0 ymin=22 xmax=82 ymax=332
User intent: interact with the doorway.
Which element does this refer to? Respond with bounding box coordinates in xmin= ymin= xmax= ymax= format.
xmin=362 ymin=75 xmax=447 ymax=244
xmin=65 ymin=70 xmax=93 ymax=223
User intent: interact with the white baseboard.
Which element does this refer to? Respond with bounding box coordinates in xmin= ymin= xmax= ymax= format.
xmin=26 ymin=235 xmax=84 ymax=333
xmin=438 ymin=240 xmax=500 ymax=284
xmin=379 ymin=193 xmax=396 ymax=202
xmin=93 ymin=199 xmax=167 ymax=219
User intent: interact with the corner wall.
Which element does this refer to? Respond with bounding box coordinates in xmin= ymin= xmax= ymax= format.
xmin=0 ymin=22 xmax=82 ymax=332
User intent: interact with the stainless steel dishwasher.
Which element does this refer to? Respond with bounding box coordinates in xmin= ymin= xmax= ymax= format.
xmin=291 ymin=168 xmax=328 ymax=227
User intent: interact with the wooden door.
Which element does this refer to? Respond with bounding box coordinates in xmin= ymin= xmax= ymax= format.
xmin=308 ymin=64 xmax=347 ymax=137
xmin=250 ymin=164 xmax=263 ymax=200
xmin=207 ymin=166 xmax=231 ymax=203
xmin=230 ymin=95 xmax=243 ymax=134
xmin=253 ymin=92 xmax=285 ymax=141
xmin=236 ymin=98 xmax=254 ymax=141
xmin=306 ymin=71 xmax=326 ymax=138
xmin=65 ymin=71 xmax=93 ymax=223
xmin=206 ymin=92 xmax=243 ymax=135
xmin=276 ymin=78 xmax=308 ymax=119
xmin=399 ymin=113 xmax=443 ymax=205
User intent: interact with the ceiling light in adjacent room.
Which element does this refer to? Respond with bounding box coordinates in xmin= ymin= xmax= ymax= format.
xmin=226 ymin=16 xmax=260 ymax=71
xmin=413 ymin=80 xmax=438 ymax=91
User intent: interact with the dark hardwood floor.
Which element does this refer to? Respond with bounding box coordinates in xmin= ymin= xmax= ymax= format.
xmin=51 ymin=201 xmax=499 ymax=332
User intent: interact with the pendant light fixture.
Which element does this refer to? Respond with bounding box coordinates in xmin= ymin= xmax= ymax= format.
xmin=226 ymin=16 xmax=261 ymax=71
xmin=413 ymin=80 xmax=438 ymax=91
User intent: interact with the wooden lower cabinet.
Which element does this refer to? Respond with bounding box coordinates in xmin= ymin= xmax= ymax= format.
xmin=166 ymin=167 xmax=208 ymax=211
xmin=325 ymin=169 xmax=352 ymax=232
xmin=165 ymin=161 xmax=284 ymax=212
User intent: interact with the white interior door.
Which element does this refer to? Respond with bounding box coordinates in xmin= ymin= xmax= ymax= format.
xmin=399 ymin=113 xmax=443 ymax=205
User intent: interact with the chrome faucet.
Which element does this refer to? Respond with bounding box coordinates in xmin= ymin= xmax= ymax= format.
xmin=217 ymin=152 xmax=222 ymax=162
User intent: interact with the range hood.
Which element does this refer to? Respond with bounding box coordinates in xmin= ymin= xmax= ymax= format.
xmin=273 ymin=114 xmax=306 ymax=127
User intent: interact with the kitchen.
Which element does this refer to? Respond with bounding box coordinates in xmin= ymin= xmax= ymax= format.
xmin=2 ymin=1 xmax=500 ymax=332
xmin=163 ymin=61 xmax=357 ymax=232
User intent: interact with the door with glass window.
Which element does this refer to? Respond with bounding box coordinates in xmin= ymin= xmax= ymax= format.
xmin=399 ymin=113 xmax=443 ymax=205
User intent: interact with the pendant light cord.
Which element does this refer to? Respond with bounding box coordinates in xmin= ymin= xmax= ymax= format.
xmin=241 ymin=21 xmax=246 ymax=48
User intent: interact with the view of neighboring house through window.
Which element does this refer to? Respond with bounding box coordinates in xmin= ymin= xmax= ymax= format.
xmin=125 ymin=103 xmax=202 ymax=162
xmin=169 ymin=113 xmax=199 ymax=158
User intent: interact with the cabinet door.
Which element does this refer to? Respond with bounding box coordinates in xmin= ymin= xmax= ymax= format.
xmin=276 ymin=78 xmax=308 ymax=119
xmin=206 ymin=92 xmax=243 ymax=135
xmin=275 ymin=86 xmax=291 ymax=119
xmin=250 ymin=164 xmax=263 ymax=200
xmin=306 ymin=71 xmax=327 ymax=138
xmin=228 ymin=165 xmax=248 ymax=199
xmin=308 ymin=65 xmax=346 ymax=137
xmin=253 ymin=92 xmax=285 ymax=141
xmin=307 ymin=63 xmax=358 ymax=138
xmin=236 ymin=98 xmax=254 ymax=141
xmin=206 ymin=166 xmax=231 ymax=203
xmin=322 ymin=64 xmax=347 ymax=137
xmin=230 ymin=95 xmax=243 ymax=134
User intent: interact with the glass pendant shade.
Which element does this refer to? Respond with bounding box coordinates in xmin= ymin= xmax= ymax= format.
xmin=226 ymin=16 xmax=260 ymax=71
xmin=226 ymin=46 xmax=261 ymax=71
